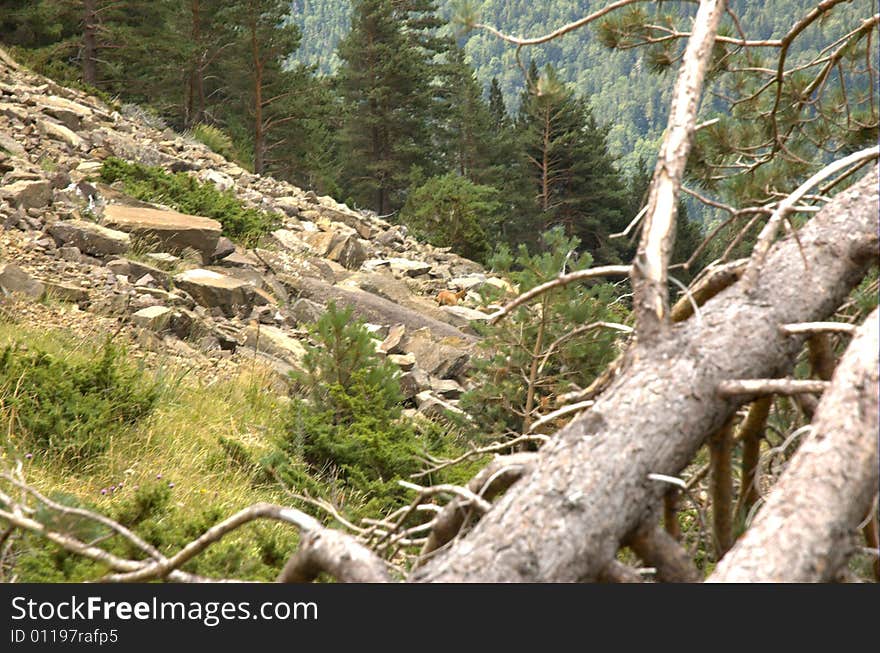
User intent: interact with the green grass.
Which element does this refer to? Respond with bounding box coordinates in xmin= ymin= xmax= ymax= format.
xmin=99 ymin=157 xmax=280 ymax=245
xmin=0 ymin=321 xmax=298 ymax=581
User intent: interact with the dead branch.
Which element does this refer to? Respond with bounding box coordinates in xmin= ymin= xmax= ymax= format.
xmin=734 ymin=397 xmax=773 ymax=522
xmin=710 ymin=308 xmax=879 ymax=582
xmin=418 ymin=453 xmax=537 ymax=563
xmin=744 ymin=146 xmax=879 ymax=290
xmin=708 ymin=418 xmax=734 ymax=558
xmin=670 ymin=259 xmax=747 ymax=322
xmin=717 ymin=379 xmax=829 ymax=397
xmin=487 ymin=266 xmax=631 ymax=324
xmin=630 ymin=0 xmax=726 ymax=342
xmin=278 ymin=526 xmax=393 ymax=583
xmin=780 ymin=322 xmax=856 ymax=335
xmin=629 ymin=523 xmax=702 ymax=583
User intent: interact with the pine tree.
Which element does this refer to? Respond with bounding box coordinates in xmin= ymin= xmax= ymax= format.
xmin=219 ymin=0 xmax=302 ymax=175
xmin=436 ymin=46 xmax=494 ymax=183
xmin=335 ymin=0 xmax=443 ymax=214
xmin=517 ymin=64 xmax=630 ymax=264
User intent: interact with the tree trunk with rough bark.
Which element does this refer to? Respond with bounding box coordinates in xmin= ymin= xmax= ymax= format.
xmin=412 ymin=167 xmax=878 ymax=583
xmin=709 ymin=308 xmax=879 ymax=582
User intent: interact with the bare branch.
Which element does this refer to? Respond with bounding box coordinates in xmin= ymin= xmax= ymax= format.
xmin=487 ymin=266 xmax=631 ymax=324
xmin=717 ymin=378 xmax=829 ymax=397
xmin=780 ymin=322 xmax=856 ymax=336
xmin=744 ymin=146 xmax=879 ymax=290
xmin=710 ymin=309 xmax=879 ymax=582
xmin=631 ymin=0 xmax=727 ymax=341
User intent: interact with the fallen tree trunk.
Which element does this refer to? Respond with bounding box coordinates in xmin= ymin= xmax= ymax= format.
xmin=708 ymin=308 xmax=879 ymax=582
xmin=413 ymin=167 xmax=879 ymax=582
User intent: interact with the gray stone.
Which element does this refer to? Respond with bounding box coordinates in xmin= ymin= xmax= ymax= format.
xmin=288 ymin=298 xmax=325 ymax=325
xmin=399 ymin=368 xmax=430 ymax=401
xmin=37 ymin=118 xmax=85 ymax=149
xmin=0 ymin=263 xmax=45 ymax=299
xmin=431 ymin=378 xmax=464 ymax=400
xmin=0 ymin=179 xmax=52 ymax=209
xmin=388 ymin=258 xmax=432 ymax=278
xmin=402 ymin=328 xmax=470 ymax=379
xmin=48 ymin=220 xmax=130 ymax=256
xmin=242 ymin=323 xmax=307 ymax=368
xmin=380 ymin=324 xmax=406 ymax=354
xmin=173 ymin=268 xmax=254 ymax=316
xmin=131 ymin=305 xmax=173 ymax=331
xmin=388 ymin=353 xmax=416 ymax=371
xmin=103 ymin=204 xmax=221 ymax=260
xmin=44 ymin=281 xmax=87 ymax=303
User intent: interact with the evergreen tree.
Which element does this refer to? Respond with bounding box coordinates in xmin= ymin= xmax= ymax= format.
xmin=335 ymin=0 xmax=443 ymax=214
xmin=517 ymin=64 xmax=630 ymax=264
xmin=219 ymin=0 xmax=302 ymax=175
xmin=436 ymin=46 xmax=494 ymax=183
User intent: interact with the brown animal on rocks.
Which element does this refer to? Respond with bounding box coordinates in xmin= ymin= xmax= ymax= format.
xmin=436 ymin=288 xmax=467 ymax=306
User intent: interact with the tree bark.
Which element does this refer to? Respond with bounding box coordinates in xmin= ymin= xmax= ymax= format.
xmin=709 ymin=308 xmax=879 ymax=582
xmin=82 ymin=0 xmax=98 ymax=86
xmin=413 ymin=166 xmax=878 ymax=582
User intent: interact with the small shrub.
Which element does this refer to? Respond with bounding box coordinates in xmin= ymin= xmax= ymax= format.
xmin=0 ymin=340 xmax=159 ymax=467
xmin=400 ymin=173 xmax=501 ymax=263
xmin=99 ymin=157 xmax=279 ymax=244
xmin=268 ymin=303 xmax=431 ymax=516
xmin=190 ymin=123 xmax=240 ymax=163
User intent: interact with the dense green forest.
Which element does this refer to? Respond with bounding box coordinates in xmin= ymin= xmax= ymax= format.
xmin=1 ymin=0 xmax=876 ymax=265
xmin=291 ymin=0 xmax=873 ymax=172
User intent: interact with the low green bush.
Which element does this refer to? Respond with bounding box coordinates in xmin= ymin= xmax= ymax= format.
xmin=0 ymin=340 xmax=159 ymax=467
xmin=99 ymin=157 xmax=279 ymax=244
xmin=190 ymin=123 xmax=246 ymax=166
xmin=266 ymin=303 xmax=468 ymax=518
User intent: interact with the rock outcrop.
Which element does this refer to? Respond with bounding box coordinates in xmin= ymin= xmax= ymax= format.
xmin=0 ymin=46 xmax=518 ymax=420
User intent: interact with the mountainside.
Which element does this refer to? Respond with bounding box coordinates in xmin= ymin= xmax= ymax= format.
xmin=291 ymin=0 xmax=870 ymax=172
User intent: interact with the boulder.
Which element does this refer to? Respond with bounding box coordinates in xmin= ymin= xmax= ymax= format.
xmin=431 ymin=378 xmax=464 ymax=400
xmin=103 ymin=204 xmax=222 ymax=260
xmin=328 ymin=234 xmax=368 ymax=270
xmin=37 ymin=96 xmax=92 ymax=131
xmin=399 ymin=368 xmax=430 ymax=401
xmin=388 ymin=258 xmax=432 ymax=278
xmin=415 ymin=390 xmax=469 ymax=421
xmin=48 ymin=220 xmax=130 ymax=256
xmin=401 ymin=328 xmax=470 ymax=380
xmin=44 ymin=281 xmax=87 ymax=303
xmin=0 ymin=263 xmax=45 ymax=299
xmin=288 ymin=298 xmax=325 ymax=325
xmin=0 ymin=179 xmax=51 ymax=209
xmin=388 ymin=353 xmax=416 ymax=370
xmin=131 ymin=305 xmax=173 ymax=331
xmin=37 ymin=118 xmax=85 ymax=149
xmin=106 ymin=258 xmax=170 ymax=289
xmin=173 ymin=268 xmax=254 ymax=316
xmin=380 ymin=324 xmax=406 ymax=354
xmin=243 ymin=323 xmax=307 ymax=368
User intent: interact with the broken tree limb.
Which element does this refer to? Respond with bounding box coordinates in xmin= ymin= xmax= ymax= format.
xmin=418 ymin=453 xmax=537 ymax=563
xmin=670 ymin=259 xmax=746 ymax=322
xmin=628 ymin=523 xmax=702 ymax=583
xmin=717 ymin=379 xmax=829 ymax=397
xmin=709 ymin=308 xmax=879 ymax=582
xmin=780 ymin=322 xmax=856 ymax=335
xmin=487 ymin=265 xmax=631 ymax=324
xmin=412 ymin=166 xmax=878 ymax=583
xmin=278 ymin=525 xmax=393 ymax=583
xmin=631 ymin=0 xmax=727 ymax=342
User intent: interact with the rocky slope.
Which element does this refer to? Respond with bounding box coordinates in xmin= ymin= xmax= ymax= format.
xmin=0 ymin=47 xmax=511 ymax=417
